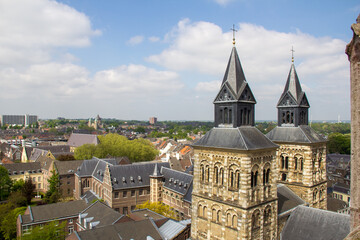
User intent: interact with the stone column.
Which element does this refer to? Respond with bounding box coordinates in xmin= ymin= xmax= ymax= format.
xmin=346 ymin=14 xmax=360 ymax=232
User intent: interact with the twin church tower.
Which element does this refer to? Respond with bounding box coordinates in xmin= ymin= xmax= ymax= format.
xmin=191 ymin=40 xmax=327 ymax=239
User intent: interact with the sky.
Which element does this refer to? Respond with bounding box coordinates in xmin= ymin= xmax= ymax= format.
xmin=0 ymin=0 xmax=358 ymax=121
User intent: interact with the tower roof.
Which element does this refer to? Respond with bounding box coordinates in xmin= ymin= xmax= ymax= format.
xmin=150 ymin=163 xmax=162 ymax=177
xmin=214 ymin=47 xmax=256 ymax=103
xmin=277 ymin=63 xmax=309 ymax=108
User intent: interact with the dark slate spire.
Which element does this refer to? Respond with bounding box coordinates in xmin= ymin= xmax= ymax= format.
xmin=214 ymin=47 xmax=256 ymax=128
xmin=277 ymin=61 xmax=310 ymax=127
xmin=150 ymin=164 xmax=162 ymax=178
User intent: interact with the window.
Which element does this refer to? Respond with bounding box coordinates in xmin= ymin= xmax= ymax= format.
xmin=139 ymin=189 xmax=143 ymax=195
xmin=123 ymin=207 xmax=128 ymax=215
xmin=38 ymin=183 xmax=41 ymax=189
xmin=115 ymin=208 xmax=119 ymax=212
xmin=131 ymin=190 xmax=135 ymax=197
xmin=67 ymin=181 xmax=70 ymax=185
xmin=38 ymin=176 xmax=41 ymax=181
xmin=123 ymin=191 xmax=127 ymax=197
xmin=68 ymin=226 xmax=74 ymax=234
xmin=67 ymin=189 xmax=70 ymax=194
xmin=115 ymin=192 xmax=119 ymax=198
xmin=131 ymin=205 xmax=136 ymax=211
xmin=33 ymin=177 xmax=36 ymax=182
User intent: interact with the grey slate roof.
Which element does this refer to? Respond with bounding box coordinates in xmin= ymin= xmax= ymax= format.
xmin=266 ymin=125 xmax=326 ymax=144
xmin=76 ymin=157 xmax=117 ymax=178
xmin=30 ymin=148 xmax=48 ymax=161
xmin=54 ymin=160 xmax=83 ymax=175
xmin=74 ymin=219 xmax=163 ymax=240
xmin=81 ymin=190 xmax=99 ymax=204
xmin=162 ymin=167 xmax=193 ymax=200
xmin=280 ymin=205 xmax=350 ymax=240
xmin=277 ymin=184 xmax=306 ymax=215
xmin=193 ymin=126 xmax=278 ymax=150
xmin=4 ymin=162 xmax=42 ymax=175
xmin=67 ymin=133 xmax=99 ymax=148
xmin=36 ymin=145 xmax=71 ymax=153
xmin=79 ymin=200 xmax=123 ymax=229
xmin=110 ymin=162 xmax=170 ymax=190
xmin=20 ymin=200 xmax=87 ymax=225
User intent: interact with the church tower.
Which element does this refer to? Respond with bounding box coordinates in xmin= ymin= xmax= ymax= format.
xmin=266 ymin=54 xmax=327 ymax=209
xmin=191 ymin=38 xmax=278 ymax=240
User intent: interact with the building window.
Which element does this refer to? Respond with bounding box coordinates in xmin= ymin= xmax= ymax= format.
xmin=131 ymin=190 xmax=135 ymax=197
xmin=38 ymin=176 xmax=41 ymax=181
xmin=33 ymin=177 xmax=36 ymax=182
xmin=115 ymin=192 xmax=119 ymax=198
xmin=69 ymin=219 xmax=73 ymax=224
xmin=67 ymin=181 xmax=70 ymax=185
xmin=68 ymin=226 xmax=74 ymax=234
xmin=131 ymin=205 xmax=136 ymax=211
xmin=38 ymin=183 xmax=41 ymax=189
xmin=123 ymin=191 xmax=127 ymax=197
xmin=139 ymin=189 xmax=143 ymax=195
xmin=123 ymin=207 xmax=128 ymax=215
xmin=115 ymin=208 xmax=119 ymax=212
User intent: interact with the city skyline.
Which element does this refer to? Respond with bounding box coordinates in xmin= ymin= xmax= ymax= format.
xmin=0 ymin=0 xmax=358 ymax=121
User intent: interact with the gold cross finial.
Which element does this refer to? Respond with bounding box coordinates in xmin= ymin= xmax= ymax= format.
xmin=291 ymin=46 xmax=295 ymax=63
xmin=230 ymin=24 xmax=238 ymax=45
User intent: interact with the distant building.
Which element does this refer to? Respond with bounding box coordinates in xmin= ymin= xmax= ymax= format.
xmin=0 ymin=114 xmax=38 ymax=127
xmin=149 ymin=117 xmax=157 ymax=125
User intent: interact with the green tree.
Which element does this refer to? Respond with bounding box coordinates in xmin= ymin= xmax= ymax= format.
xmin=74 ymin=144 xmax=97 ymax=160
xmin=136 ymin=201 xmax=177 ymax=220
xmin=8 ymin=191 xmax=27 ymax=207
xmin=327 ymin=133 xmax=351 ymax=154
xmin=0 ymin=206 xmax=26 ymax=240
xmin=21 ymin=221 xmax=67 ymax=240
xmin=23 ymin=178 xmax=36 ymax=204
xmin=0 ymin=165 xmax=12 ymax=200
xmin=135 ymin=126 xmax=146 ymax=133
xmin=44 ymin=170 xmax=61 ymax=204
xmin=11 ymin=179 xmax=25 ymax=192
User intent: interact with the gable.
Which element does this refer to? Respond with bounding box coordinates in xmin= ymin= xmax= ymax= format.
xmin=214 ymin=84 xmax=236 ymax=102
xmin=299 ymin=93 xmax=310 ymax=107
xmin=239 ymin=84 xmax=256 ymax=102
xmin=277 ymin=92 xmax=298 ymax=107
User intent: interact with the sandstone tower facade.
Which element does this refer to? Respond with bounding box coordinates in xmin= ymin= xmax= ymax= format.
xmin=191 ymin=46 xmax=278 ymax=240
xmin=266 ymin=58 xmax=327 ymax=210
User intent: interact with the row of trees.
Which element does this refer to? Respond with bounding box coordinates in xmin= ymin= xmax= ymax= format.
xmin=74 ymin=133 xmax=159 ymax=161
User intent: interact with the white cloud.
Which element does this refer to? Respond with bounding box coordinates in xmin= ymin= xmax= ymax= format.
xmin=148 ymin=19 xmax=349 ymax=120
xmin=92 ymin=64 xmax=183 ymax=98
xmin=149 ymin=36 xmax=160 ymax=42
xmin=195 ymin=80 xmax=221 ymax=92
xmin=127 ymin=35 xmax=144 ymax=45
xmin=0 ymin=0 xmax=101 ymax=67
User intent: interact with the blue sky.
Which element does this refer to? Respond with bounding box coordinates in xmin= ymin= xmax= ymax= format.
xmin=0 ymin=0 xmax=358 ymax=121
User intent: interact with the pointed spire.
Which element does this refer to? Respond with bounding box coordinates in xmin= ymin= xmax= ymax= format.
xmin=151 ymin=164 xmax=162 ymax=177
xmin=283 ymin=63 xmax=303 ymax=103
xmin=220 ymin=47 xmax=248 ymax=98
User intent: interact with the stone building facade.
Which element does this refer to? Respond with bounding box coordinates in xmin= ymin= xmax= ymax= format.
xmin=191 ymin=46 xmax=279 ymax=240
xmin=266 ymin=58 xmax=327 ymax=210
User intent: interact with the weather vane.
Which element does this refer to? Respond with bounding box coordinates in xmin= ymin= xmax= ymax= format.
xmin=291 ymin=46 xmax=295 ymax=63
xmin=230 ymin=24 xmax=238 ymax=45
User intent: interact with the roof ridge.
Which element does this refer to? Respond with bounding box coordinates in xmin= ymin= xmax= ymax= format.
xmin=237 ymin=128 xmax=248 ymax=150
xmin=298 ymin=126 xmax=311 ymax=143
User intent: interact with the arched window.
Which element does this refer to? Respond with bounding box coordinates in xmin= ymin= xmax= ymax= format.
xmin=300 ymin=158 xmax=304 ymax=171
xmin=229 ymin=170 xmax=234 ymax=188
xmin=285 ymin=157 xmax=289 ymax=169
xmin=220 ymin=168 xmax=224 ymax=185
xmin=198 ymin=204 xmax=202 ymax=217
xmin=217 ymin=210 xmax=221 ymax=223
xmin=224 ymin=108 xmax=228 ymax=124
xmin=236 ymin=171 xmax=240 ymax=189
xmin=227 ymin=213 xmax=231 ymax=226
xmin=207 ymin=166 xmax=210 ymax=182
xmin=266 ymin=169 xmax=270 ymax=184
xmin=282 ymin=112 xmax=286 ymax=123
xmin=290 ymin=112 xmax=294 ymax=123
xmin=220 ymin=109 xmax=223 ymax=123
xmin=286 ymin=111 xmax=290 ymax=123
xmin=214 ymin=166 xmax=219 ymax=184
xmin=212 ymin=209 xmax=217 ymax=222
xmin=252 ymin=211 xmax=260 ymax=229
xmin=203 ymin=206 xmax=207 ymax=217
xmin=263 ymin=169 xmax=266 ymax=185
xmin=294 ymin=157 xmax=298 ymax=170
xmin=264 ymin=206 xmax=271 ymax=225
xmin=229 ymin=109 xmax=232 ymax=124
xmin=232 ymin=214 xmax=238 ymax=228
xmin=201 ymin=165 xmax=205 ymax=182
xmin=281 ymin=173 xmax=287 ymax=181
xmin=251 ymin=169 xmax=258 ymax=188
xmin=281 ymin=156 xmax=285 ymax=169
